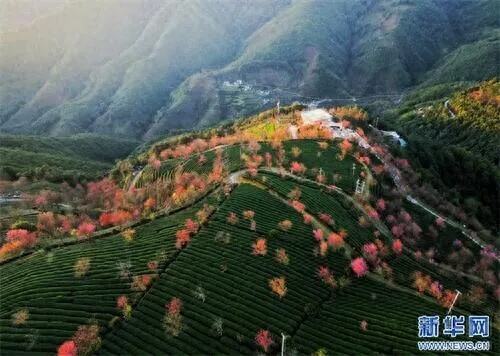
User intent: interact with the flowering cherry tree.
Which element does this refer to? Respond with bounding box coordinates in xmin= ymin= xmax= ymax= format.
xmin=175 ymin=229 xmax=191 ymax=249
xmin=316 ymin=171 xmax=326 ymax=184
xmin=76 ymin=221 xmax=96 ymax=238
xmin=147 ymin=260 xmax=159 ymax=272
xmin=57 ymin=341 xmax=77 ymax=356
xmin=338 ymin=139 xmax=353 ymax=159
xmin=362 ymin=243 xmax=379 ymax=265
xmin=313 ymin=229 xmax=324 ymax=241
xmin=319 ymin=240 xmax=328 ymax=256
xmin=317 ymin=266 xmax=336 ymax=287
xmin=269 ymin=277 xmax=287 ymax=298
xmin=327 ymin=232 xmax=344 ymax=250
xmin=143 ymin=197 xmax=156 ymax=210
xmin=36 ymin=212 xmax=56 ymax=235
xmin=290 ymin=161 xmax=306 ymax=175
xmin=243 ymin=210 xmax=255 ymax=220
xmin=435 ymin=217 xmax=446 ymax=229
xmin=226 ymin=212 xmax=239 ymax=225
xmin=116 ymin=295 xmax=132 ymax=319
xmin=6 ymin=229 xmax=37 ymax=247
xmin=303 ymin=214 xmax=313 ymax=224
xmin=376 ymin=198 xmax=386 ymax=212
xmin=0 ymin=229 xmax=38 ymax=259
xmin=131 ymin=274 xmax=153 ymax=291
xmin=99 ymin=210 xmax=133 ymax=227
xmin=148 ymin=155 xmax=161 ymax=170
xmin=252 ymin=238 xmax=267 ymax=256
xmin=255 ymin=329 xmax=273 ymax=353
xmin=291 ymin=200 xmax=305 ymax=213
xmin=319 ymin=213 xmax=334 ymax=225
xmin=72 ymin=323 xmax=101 ymax=355
xmin=275 ymin=248 xmax=289 ymax=265
xmin=351 ymin=257 xmax=368 ymax=277
xmin=392 ymin=239 xmax=403 ymax=254
xmin=185 ymin=219 xmax=199 ymax=234
xmin=164 ymin=297 xmax=183 ymax=336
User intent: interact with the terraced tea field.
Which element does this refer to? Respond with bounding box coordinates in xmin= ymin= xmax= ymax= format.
xmin=251 ymin=172 xmax=498 ymax=314
xmin=135 ymin=140 xmax=361 ymax=194
xmin=1 ymin=139 xmax=497 ymax=355
xmin=0 ymin=196 xmax=217 ymax=354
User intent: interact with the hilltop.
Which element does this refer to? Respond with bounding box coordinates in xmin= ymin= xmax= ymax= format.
xmin=0 ymin=0 xmax=498 ymax=139
xmin=1 ymin=104 xmax=498 ymax=354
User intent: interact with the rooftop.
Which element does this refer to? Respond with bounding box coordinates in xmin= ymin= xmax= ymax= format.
xmin=301 ymin=109 xmax=333 ymax=124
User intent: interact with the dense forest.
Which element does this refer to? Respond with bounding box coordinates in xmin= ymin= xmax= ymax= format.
xmin=0 ymin=134 xmax=138 ymax=185
xmin=385 ymin=80 xmax=500 ymax=234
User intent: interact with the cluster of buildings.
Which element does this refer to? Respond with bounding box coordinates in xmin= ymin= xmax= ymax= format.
xmin=297 ymin=108 xmax=406 ymax=147
xmin=300 ymin=108 xmax=351 ymax=137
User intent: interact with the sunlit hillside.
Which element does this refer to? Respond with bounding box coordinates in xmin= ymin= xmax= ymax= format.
xmin=1 ymin=0 xmax=497 ymax=139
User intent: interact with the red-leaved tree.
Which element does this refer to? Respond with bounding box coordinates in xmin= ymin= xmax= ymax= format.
xmin=57 ymin=340 xmax=77 ymax=356
xmin=351 ymin=257 xmax=368 ymax=277
xmin=255 ymin=329 xmax=273 ymax=353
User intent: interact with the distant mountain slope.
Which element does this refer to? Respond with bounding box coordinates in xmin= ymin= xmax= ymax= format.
xmin=0 ymin=0 xmax=498 ymax=139
xmin=0 ymin=134 xmax=139 ymax=182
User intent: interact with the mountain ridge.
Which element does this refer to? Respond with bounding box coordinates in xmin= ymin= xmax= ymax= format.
xmin=0 ymin=0 xmax=498 ymax=139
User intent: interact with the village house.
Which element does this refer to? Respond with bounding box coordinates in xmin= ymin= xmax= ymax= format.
xmin=300 ymin=108 xmax=356 ymax=139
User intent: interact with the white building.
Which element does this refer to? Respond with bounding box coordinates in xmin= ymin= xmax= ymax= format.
xmin=288 ymin=125 xmax=298 ymax=139
xmin=380 ymin=130 xmax=407 ymax=147
xmin=300 ymin=108 xmax=358 ymax=139
xmin=301 ymin=109 xmax=333 ymax=125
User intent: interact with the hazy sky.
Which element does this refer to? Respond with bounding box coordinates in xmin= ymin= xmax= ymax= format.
xmin=0 ymin=0 xmax=75 ymax=32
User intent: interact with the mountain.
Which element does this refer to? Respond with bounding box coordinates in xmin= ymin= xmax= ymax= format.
xmin=0 ymin=0 xmax=498 ymax=139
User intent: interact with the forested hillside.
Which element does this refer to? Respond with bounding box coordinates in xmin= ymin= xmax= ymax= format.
xmin=0 ymin=0 xmax=498 ymax=139
xmin=0 ymin=134 xmax=138 ymax=184
xmin=385 ymin=80 xmax=500 ymax=234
